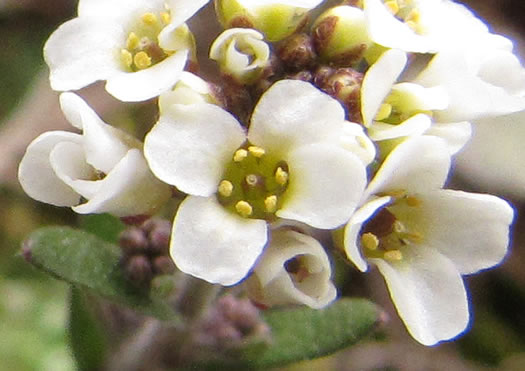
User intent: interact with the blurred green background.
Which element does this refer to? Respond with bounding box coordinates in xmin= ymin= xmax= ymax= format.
xmin=1 ymin=1 xmax=525 ymax=370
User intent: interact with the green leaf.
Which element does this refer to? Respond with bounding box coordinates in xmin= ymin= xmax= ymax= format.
xmin=80 ymin=214 xmax=125 ymax=243
xmin=23 ymin=226 xmax=179 ymax=322
xmin=68 ymin=287 xmax=108 ymax=371
xmin=200 ymin=298 xmax=380 ymax=369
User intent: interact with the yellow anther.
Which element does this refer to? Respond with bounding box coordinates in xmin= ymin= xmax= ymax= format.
xmin=361 ymin=232 xmax=379 ymax=251
xmin=248 ymin=146 xmax=265 ymax=158
xmin=384 ymin=0 xmax=400 ymax=15
xmin=406 ymin=8 xmax=420 ymax=22
xmin=134 ymin=51 xmax=152 ymax=69
xmin=218 ymin=180 xmax=233 ymax=197
xmin=245 ymin=174 xmax=259 ymax=187
xmin=357 ymin=136 xmax=369 ymax=149
xmin=264 ymin=195 xmax=278 ymax=213
xmin=406 ymin=196 xmax=422 ymax=207
xmin=120 ymin=49 xmax=133 ymax=68
xmin=401 ymin=231 xmax=424 ymax=244
xmin=235 ymin=200 xmax=253 ymax=218
xmin=384 ymin=250 xmax=403 ymax=261
xmin=375 ymin=103 xmax=393 ymax=121
xmin=275 ymin=167 xmax=289 ymax=186
xmin=161 ymin=11 xmax=171 ymax=25
xmin=141 ymin=12 xmax=158 ymax=26
xmin=233 ymin=149 xmax=248 ymax=162
xmin=393 ymin=220 xmax=406 ymax=233
xmin=126 ymin=32 xmax=139 ymax=50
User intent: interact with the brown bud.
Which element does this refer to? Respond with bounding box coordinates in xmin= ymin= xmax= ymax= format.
xmin=125 ymin=255 xmax=153 ymax=286
xmin=277 ymin=33 xmax=317 ymax=71
xmin=152 ymin=255 xmax=176 ymax=275
xmin=119 ymin=227 xmax=148 ymax=253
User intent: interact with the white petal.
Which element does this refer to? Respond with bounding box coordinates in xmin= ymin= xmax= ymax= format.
xmin=389 ymin=83 xmax=449 ymax=112
xmin=248 ymin=229 xmax=337 ymax=309
xmin=373 ymin=247 xmax=469 ymax=346
xmin=456 ymin=110 xmax=525 ymax=199
xmin=59 ymin=93 xmax=136 ymax=173
xmin=414 ymin=189 xmax=513 ymax=275
xmin=44 ymin=18 xmax=123 ymax=91
xmin=159 ymin=0 xmax=210 ymax=48
xmin=73 ymin=149 xmax=172 ymax=216
xmin=368 ymin=113 xmax=431 ymax=141
xmin=18 ymin=132 xmax=83 ymax=206
xmin=343 ymin=196 xmax=391 ymax=272
xmin=339 ymin=122 xmax=377 ymax=166
xmin=170 ymin=196 xmax=268 ymax=285
xmin=78 ymin=0 xmax=164 ymax=20
xmin=361 ymin=49 xmax=407 ymax=126
xmin=277 ymin=143 xmax=366 ymax=229
xmin=105 ymin=50 xmax=188 ymax=102
xmin=144 ymin=103 xmax=246 ymax=196
xmin=364 ymin=0 xmax=435 ymax=53
xmin=365 ymin=136 xmax=450 ymax=197
xmin=238 ymin=0 xmax=323 ymax=8
xmin=424 ymin=121 xmax=472 ymax=155
xmin=248 ymin=80 xmax=347 ymax=156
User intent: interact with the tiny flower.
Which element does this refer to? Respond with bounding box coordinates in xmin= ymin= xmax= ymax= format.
xmin=343 ymin=135 xmax=513 ymax=345
xmin=209 ymin=28 xmax=270 ymax=85
xmin=44 ymin=0 xmax=209 ymax=102
xmin=361 ymin=48 xmax=471 ymax=154
xmin=245 ymin=229 xmax=337 ymax=309
xmin=18 ymin=93 xmax=172 ymax=217
xmin=144 ymin=79 xmax=368 ymax=285
xmin=215 ymin=0 xmax=324 ymax=42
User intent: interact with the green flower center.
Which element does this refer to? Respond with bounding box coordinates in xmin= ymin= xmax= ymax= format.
xmin=217 ymin=144 xmax=289 ymax=220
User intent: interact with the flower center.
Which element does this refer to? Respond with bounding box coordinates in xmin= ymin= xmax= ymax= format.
xmin=120 ymin=11 xmax=172 ymax=71
xmin=217 ymin=144 xmax=289 ymax=220
xmin=360 ymin=193 xmax=423 ymax=261
xmin=374 ymin=89 xmax=432 ymax=124
xmin=383 ymin=0 xmax=423 ymax=34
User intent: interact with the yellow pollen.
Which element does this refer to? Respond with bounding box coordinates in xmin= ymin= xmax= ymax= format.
xmin=264 ymin=195 xmax=278 ymax=213
xmin=236 ymin=200 xmax=253 ymax=218
xmin=120 ymin=49 xmax=133 ymax=68
xmin=384 ymin=0 xmax=400 ymax=15
xmin=126 ymin=32 xmax=139 ymax=50
xmin=161 ymin=11 xmax=171 ymax=25
xmin=375 ymin=103 xmax=392 ymax=121
xmin=384 ymin=250 xmax=403 ymax=261
xmin=233 ymin=149 xmax=248 ymax=162
xmin=141 ymin=12 xmax=158 ymax=26
xmin=406 ymin=8 xmax=420 ymax=22
xmin=361 ymin=232 xmax=379 ymax=251
xmin=275 ymin=167 xmax=289 ymax=186
xmin=406 ymin=196 xmax=422 ymax=207
xmin=248 ymin=146 xmax=265 ymax=158
xmin=133 ymin=51 xmax=152 ymax=69
xmin=218 ymin=180 xmax=233 ymax=197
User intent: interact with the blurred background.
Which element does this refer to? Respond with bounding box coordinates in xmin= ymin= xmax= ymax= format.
xmin=1 ymin=0 xmax=525 ymax=370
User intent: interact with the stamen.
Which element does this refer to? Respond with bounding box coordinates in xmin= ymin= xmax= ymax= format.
xmin=141 ymin=12 xmax=159 ymax=26
xmin=245 ymin=174 xmax=259 ymax=187
xmin=134 ymin=51 xmax=152 ymax=69
xmin=375 ymin=103 xmax=392 ymax=121
xmin=361 ymin=232 xmax=379 ymax=250
xmin=400 ymin=231 xmax=424 ymax=244
xmin=264 ymin=195 xmax=278 ymax=213
xmin=218 ymin=180 xmax=233 ymax=197
xmin=248 ymin=146 xmax=265 ymax=158
xmin=384 ymin=250 xmax=403 ymax=261
xmin=126 ymin=32 xmax=140 ymax=50
xmin=405 ymin=196 xmax=421 ymax=207
xmin=235 ymin=200 xmax=253 ymax=218
xmin=161 ymin=12 xmax=171 ymax=25
xmin=384 ymin=0 xmax=400 ymax=15
xmin=275 ymin=167 xmax=289 ymax=186
xmin=233 ymin=149 xmax=248 ymax=162
xmin=121 ymin=49 xmax=133 ymax=68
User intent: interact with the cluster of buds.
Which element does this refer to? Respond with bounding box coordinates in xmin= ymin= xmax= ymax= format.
xmin=18 ymin=0 xmax=524 ymax=347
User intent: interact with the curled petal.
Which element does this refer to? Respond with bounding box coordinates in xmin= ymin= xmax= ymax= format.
xmin=368 ymin=113 xmax=431 ymax=141
xmin=170 ymin=196 xmax=268 ymax=285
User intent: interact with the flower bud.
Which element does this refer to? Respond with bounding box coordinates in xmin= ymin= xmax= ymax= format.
xmin=312 ymin=5 xmax=372 ymax=66
xmin=125 ymin=255 xmax=153 ymax=286
xmin=215 ymin=0 xmax=324 ymax=42
xmin=119 ymin=227 xmax=148 ymax=253
xmin=210 ymin=28 xmax=270 ymax=85
xmin=277 ymin=33 xmax=317 ymax=71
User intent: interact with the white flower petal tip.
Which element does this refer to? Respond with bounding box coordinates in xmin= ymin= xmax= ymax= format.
xmin=170 ymin=196 xmax=268 ymax=286
xmin=245 ymin=229 xmax=337 ymax=309
xmin=18 ymin=93 xmax=171 ymax=217
xmin=44 ymin=0 xmax=202 ymax=101
xmin=158 ymin=72 xmax=219 ymax=111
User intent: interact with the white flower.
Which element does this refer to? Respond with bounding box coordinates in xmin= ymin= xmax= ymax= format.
xmin=414 ymin=42 xmax=525 ymax=121
xmin=361 ymin=49 xmax=471 ymax=154
xmin=363 ymin=0 xmax=495 ymax=53
xmin=245 ymin=229 xmax=337 ymax=309
xmin=144 ymin=79 xmax=368 ymax=285
xmin=210 ymin=28 xmax=270 ymax=84
xmin=158 ymin=72 xmax=220 ymax=112
xmin=44 ymin=0 xmax=209 ymax=102
xmin=18 ymin=93 xmax=172 ymax=217
xmin=343 ymin=135 xmax=513 ymax=345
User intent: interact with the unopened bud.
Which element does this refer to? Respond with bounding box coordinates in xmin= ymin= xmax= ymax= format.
xmin=119 ymin=227 xmax=148 ymax=253
xmin=152 ymin=255 xmax=176 ymax=275
xmin=125 ymin=255 xmax=153 ymax=286
xmin=277 ymin=33 xmax=317 ymax=71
